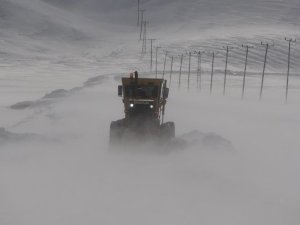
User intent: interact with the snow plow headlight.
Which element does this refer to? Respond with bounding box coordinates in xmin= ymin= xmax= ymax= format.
xmin=130 ymin=103 xmax=134 ymax=108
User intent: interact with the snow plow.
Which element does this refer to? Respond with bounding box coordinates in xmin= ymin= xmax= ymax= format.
xmin=109 ymin=71 xmax=175 ymax=145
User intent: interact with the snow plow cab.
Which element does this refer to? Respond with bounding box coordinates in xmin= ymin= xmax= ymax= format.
xmin=109 ymin=72 xmax=175 ymax=145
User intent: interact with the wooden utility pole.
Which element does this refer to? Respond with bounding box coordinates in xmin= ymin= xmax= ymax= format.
xmin=141 ymin=21 xmax=149 ymax=54
xmin=149 ymin=39 xmax=156 ymax=71
xmin=210 ymin=52 xmax=215 ymax=95
xmin=139 ymin=9 xmax=145 ymax=40
xmin=241 ymin=45 xmax=253 ymax=99
xmin=188 ymin=52 xmax=191 ymax=90
xmin=285 ymin=38 xmax=296 ymax=103
xmin=162 ymin=50 xmax=168 ymax=79
xmin=223 ymin=46 xmax=233 ymax=96
xmin=137 ymin=0 xmax=140 ymax=26
xmin=178 ymin=54 xmax=183 ymax=88
xmin=169 ymin=56 xmax=174 ymax=87
xmin=155 ymin=46 xmax=161 ymax=78
xmin=196 ymin=51 xmax=202 ymax=89
xmin=260 ymin=42 xmax=272 ymax=100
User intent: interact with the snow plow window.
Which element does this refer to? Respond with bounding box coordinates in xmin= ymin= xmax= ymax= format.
xmin=124 ymin=85 xmax=159 ymax=98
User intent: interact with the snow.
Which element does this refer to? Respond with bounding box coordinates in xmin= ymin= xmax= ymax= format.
xmin=1 ymin=0 xmax=300 ymax=225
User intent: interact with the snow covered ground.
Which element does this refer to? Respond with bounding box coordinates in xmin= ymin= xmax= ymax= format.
xmin=1 ymin=0 xmax=300 ymax=225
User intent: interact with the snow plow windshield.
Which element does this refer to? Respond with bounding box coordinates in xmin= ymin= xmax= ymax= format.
xmin=124 ymin=85 xmax=159 ymax=99
xmin=121 ymin=77 xmax=164 ymax=100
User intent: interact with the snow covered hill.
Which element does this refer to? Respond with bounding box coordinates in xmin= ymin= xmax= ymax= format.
xmin=1 ymin=0 xmax=300 ymax=106
xmin=0 ymin=0 xmax=142 ymax=105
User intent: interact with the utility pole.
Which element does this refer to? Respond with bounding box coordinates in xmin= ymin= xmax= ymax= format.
xmin=169 ymin=56 xmax=174 ymax=87
xmin=141 ymin=21 xmax=149 ymax=54
xmin=137 ymin=0 xmax=140 ymax=26
xmin=155 ymin=46 xmax=161 ymax=78
xmin=139 ymin=9 xmax=145 ymax=40
xmin=241 ymin=44 xmax=253 ymax=99
xmin=285 ymin=38 xmax=296 ymax=103
xmin=149 ymin=38 xmax=156 ymax=71
xmin=178 ymin=54 xmax=183 ymax=88
xmin=196 ymin=51 xmax=202 ymax=89
xmin=162 ymin=50 xmax=168 ymax=79
xmin=210 ymin=52 xmax=215 ymax=95
xmin=223 ymin=46 xmax=233 ymax=96
xmin=260 ymin=42 xmax=272 ymax=100
xmin=188 ymin=52 xmax=191 ymax=90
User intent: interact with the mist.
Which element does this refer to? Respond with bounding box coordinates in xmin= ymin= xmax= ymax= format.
xmin=1 ymin=0 xmax=300 ymax=225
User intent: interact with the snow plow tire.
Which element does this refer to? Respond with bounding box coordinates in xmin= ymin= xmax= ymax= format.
xmin=160 ymin=122 xmax=175 ymax=140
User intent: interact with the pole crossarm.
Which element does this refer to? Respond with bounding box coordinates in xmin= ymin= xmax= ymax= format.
xmin=285 ymin=37 xmax=296 ymax=43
